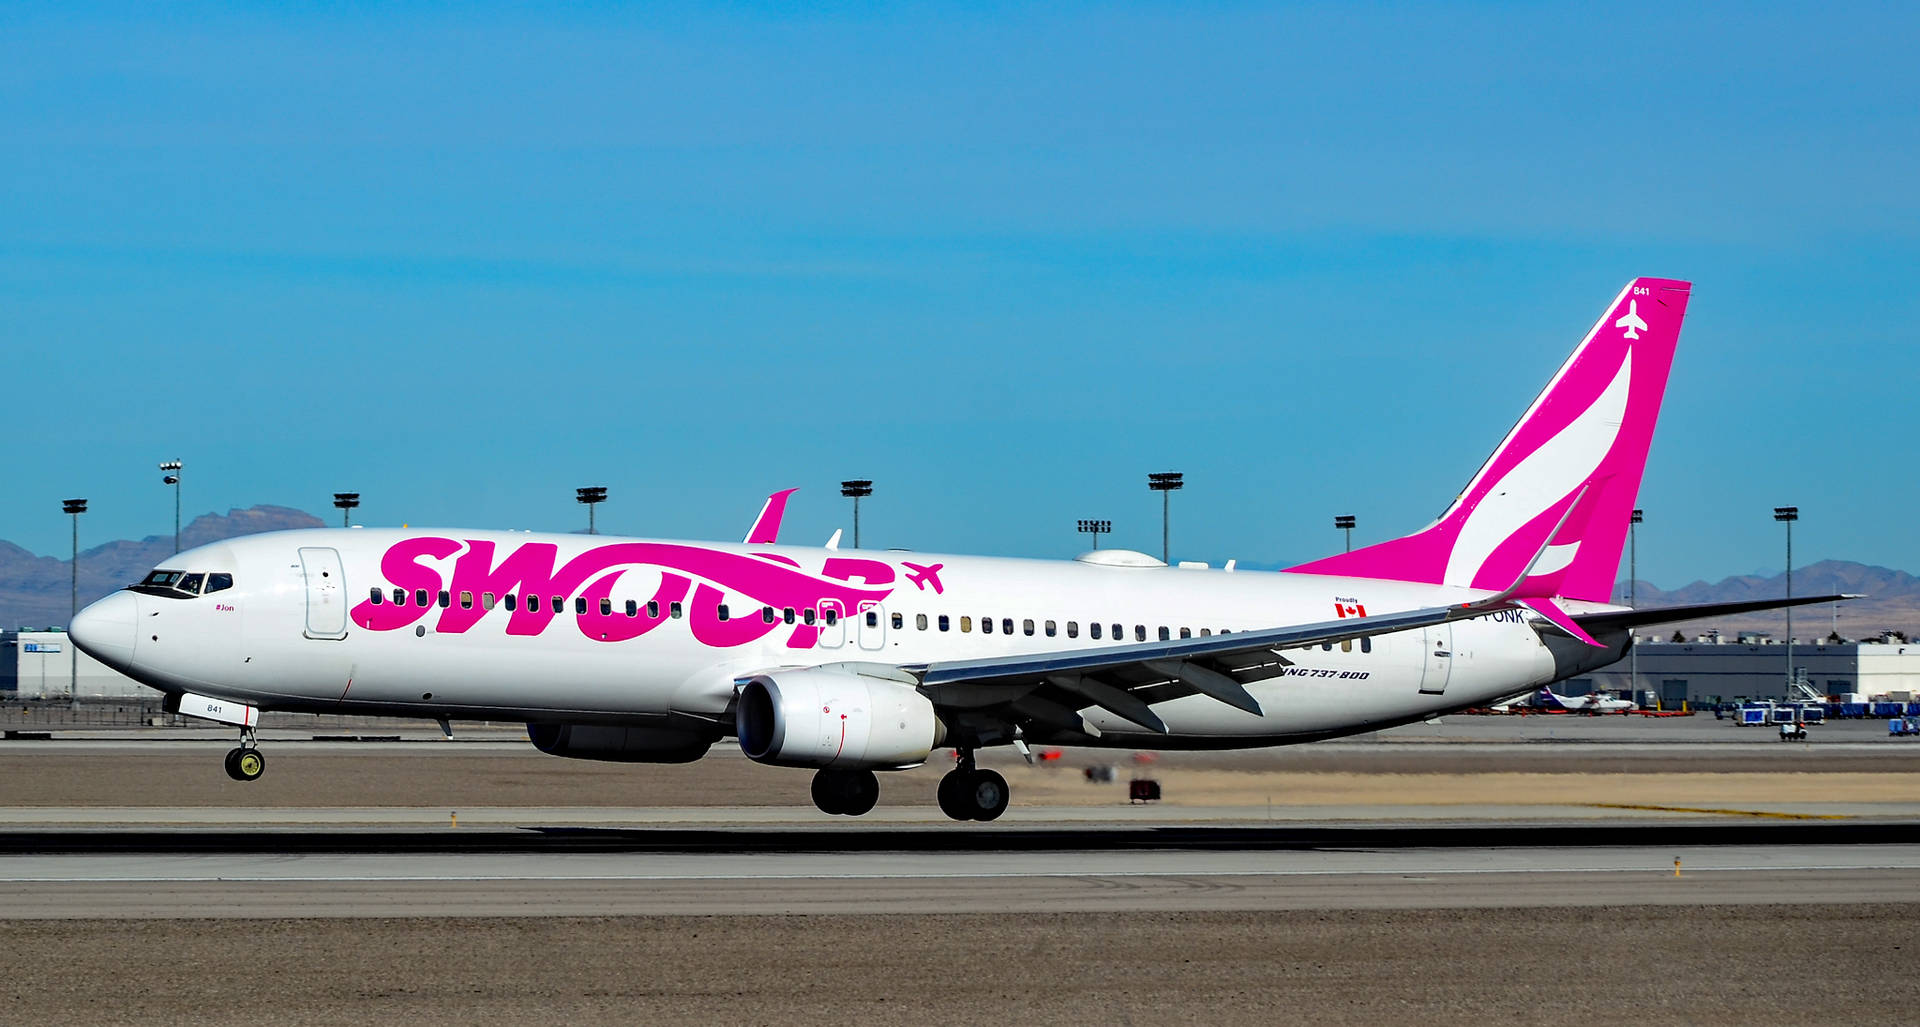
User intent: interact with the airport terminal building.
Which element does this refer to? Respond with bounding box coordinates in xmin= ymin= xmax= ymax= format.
xmin=0 ymin=629 xmax=154 ymax=700
xmin=1579 ymin=634 xmax=1920 ymax=707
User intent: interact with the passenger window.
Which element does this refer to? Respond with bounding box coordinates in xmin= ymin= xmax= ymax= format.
xmin=917 ymin=613 xmax=929 ymax=631
xmin=1045 ymin=620 xmax=1056 ymax=637
xmin=438 ymin=590 xmax=451 ymax=609
xmin=865 ymin=611 xmax=879 ymax=628
xmin=207 ymin=573 xmax=234 ymax=594
xmin=1135 ymin=625 xmax=1146 ymax=642
xmin=596 ymin=598 xmax=611 ymax=615
xmin=648 ymin=600 xmax=660 ymax=618
xmin=784 ymin=607 xmax=796 ymax=624
xmin=575 ymin=597 xmax=588 ymax=615
xmin=460 ymin=591 xmax=474 ymax=610
xmin=392 ymin=588 xmax=405 ymax=606
xmin=1180 ymin=627 xmax=1191 ymax=639
xmin=483 ymin=592 xmax=497 ymax=611
xmin=1113 ymin=624 xmax=1124 ymax=641
xmin=939 ymin=614 xmax=950 ymax=632
xmin=892 ymin=613 xmax=904 ymax=630
xmin=670 ymin=602 xmax=683 ymax=619
xmin=763 ymin=607 xmax=776 ymax=624
xmin=804 ymin=608 xmax=816 ymax=625
xmin=1002 ymin=618 xmax=1014 ymax=635
xmin=1361 ymin=637 xmax=1372 ymax=654
xmin=505 ymin=594 xmax=517 ymax=612
xmin=1322 ymin=643 xmax=1332 ymax=652
xmin=960 ymin=616 xmax=972 ymax=633
xmin=1066 ymin=621 xmax=1077 ymax=638
xmin=982 ymin=617 xmax=993 ymax=635
xmin=368 ymin=587 xmax=383 ymax=604
xmin=1158 ymin=626 xmax=1170 ymax=641
xmin=719 ymin=604 xmax=731 ymax=621
xmin=551 ymin=596 xmax=564 ymax=614
xmin=1023 ymin=619 xmax=1035 ymax=636
xmin=416 ymin=588 xmax=430 ymax=607
xmin=1200 ymin=628 xmax=1211 ymax=637
xmin=1091 ymin=622 xmax=1102 ymax=640
xmin=179 ymin=573 xmax=205 ymax=596
xmin=823 ymin=608 xmax=836 ymax=625
xmin=625 ymin=599 xmax=638 ymax=617
xmin=1341 ymin=639 xmax=1352 ymax=653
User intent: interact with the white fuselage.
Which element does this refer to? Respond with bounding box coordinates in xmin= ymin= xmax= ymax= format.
xmin=79 ymin=527 xmax=1602 ymax=748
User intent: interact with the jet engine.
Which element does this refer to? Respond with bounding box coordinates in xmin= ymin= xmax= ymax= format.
xmin=526 ymin=723 xmax=714 ymax=763
xmin=735 ymin=669 xmax=942 ymax=770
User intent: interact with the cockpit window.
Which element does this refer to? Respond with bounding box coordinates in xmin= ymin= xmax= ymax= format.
xmin=129 ymin=568 xmax=233 ymax=599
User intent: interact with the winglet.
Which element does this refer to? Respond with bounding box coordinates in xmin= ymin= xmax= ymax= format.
xmin=744 ymin=488 xmax=798 ymax=545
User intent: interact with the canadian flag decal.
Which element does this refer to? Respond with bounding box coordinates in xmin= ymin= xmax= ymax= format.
xmin=1334 ymin=602 xmax=1367 ymax=619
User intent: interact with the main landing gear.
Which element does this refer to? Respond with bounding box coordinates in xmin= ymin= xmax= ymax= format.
xmin=811 ymin=768 xmax=880 ymax=816
xmin=937 ymin=750 xmax=1009 ymax=822
xmin=223 ymin=727 xmax=265 ymax=782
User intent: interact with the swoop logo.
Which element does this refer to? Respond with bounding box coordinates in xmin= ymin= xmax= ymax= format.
xmin=349 ymin=537 xmax=907 ymax=650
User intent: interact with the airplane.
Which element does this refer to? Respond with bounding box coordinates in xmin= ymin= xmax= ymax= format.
xmin=1614 ymin=299 xmax=1649 ymax=339
xmin=1523 ymin=686 xmax=1637 ymax=714
xmin=68 ymin=277 xmax=1850 ymax=821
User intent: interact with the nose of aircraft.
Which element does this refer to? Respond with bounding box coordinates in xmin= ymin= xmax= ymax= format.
xmin=69 ymin=590 xmax=138 ymax=673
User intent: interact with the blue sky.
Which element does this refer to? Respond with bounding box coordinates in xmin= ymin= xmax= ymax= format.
xmin=4 ymin=2 xmax=1915 ymax=588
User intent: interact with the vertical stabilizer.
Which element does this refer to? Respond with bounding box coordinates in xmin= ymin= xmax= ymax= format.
xmin=1289 ymin=277 xmax=1691 ymax=602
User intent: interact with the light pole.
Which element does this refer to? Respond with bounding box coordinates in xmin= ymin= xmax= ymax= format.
xmin=1775 ymin=506 xmax=1798 ymax=697
xmin=1334 ymin=514 xmax=1356 ymax=554
xmin=158 ymin=460 xmax=182 ymax=554
xmin=1630 ymin=508 xmax=1642 ymax=707
xmin=63 ymin=498 xmax=86 ymax=709
xmin=840 ymin=480 xmax=873 ymax=549
xmin=1077 ymin=518 xmax=1111 ymax=550
xmin=1147 ymin=472 xmax=1183 ymax=564
xmin=333 ymin=492 xmax=360 ymax=528
xmin=576 ymin=487 xmax=607 ymax=535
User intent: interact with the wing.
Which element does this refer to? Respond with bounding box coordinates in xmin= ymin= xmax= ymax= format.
xmin=902 ymin=601 xmax=1491 ymax=737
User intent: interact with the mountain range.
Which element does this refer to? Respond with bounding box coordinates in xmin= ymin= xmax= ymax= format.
xmin=1 ymin=506 xmax=323 ymax=629
xmin=1 ymin=507 xmax=1914 ymax=639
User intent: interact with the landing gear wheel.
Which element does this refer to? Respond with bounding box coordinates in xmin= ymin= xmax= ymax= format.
xmin=224 ymin=746 xmax=265 ymax=782
xmin=810 ymin=768 xmax=880 ymax=816
xmin=937 ymin=770 xmax=969 ymax=820
xmin=967 ymin=769 xmax=1009 ymax=822
xmin=843 ymin=771 xmax=879 ymax=817
xmin=937 ymin=768 xmax=1011 ymax=821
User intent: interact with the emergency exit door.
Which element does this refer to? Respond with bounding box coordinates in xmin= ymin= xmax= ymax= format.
xmin=299 ymin=547 xmax=348 ymax=640
xmin=1418 ymin=624 xmax=1452 ymax=695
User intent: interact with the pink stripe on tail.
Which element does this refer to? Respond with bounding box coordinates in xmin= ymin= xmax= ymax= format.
xmin=1290 ymin=277 xmax=1692 ymax=603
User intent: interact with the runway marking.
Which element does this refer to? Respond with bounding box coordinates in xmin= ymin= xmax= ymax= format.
xmin=1584 ymin=803 xmax=1847 ymax=820
xmin=6 ymin=865 xmax=1919 ymax=884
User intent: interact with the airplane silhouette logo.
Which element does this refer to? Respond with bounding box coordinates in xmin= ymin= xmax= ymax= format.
xmin=1614 ymin=299 xmax=1649 ymax=340
xmin=902 ymin=561 xmax=945 ymax=594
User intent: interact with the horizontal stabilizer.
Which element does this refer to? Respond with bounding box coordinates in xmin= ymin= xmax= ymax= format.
xmin=1574 ymin=594 xmax=1859 ymax=635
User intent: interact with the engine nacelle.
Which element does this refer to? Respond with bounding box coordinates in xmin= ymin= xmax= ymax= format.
xmin=735 ymin=669 xmax=942 ymax=770
xmin=526 ymin=723 xmax=714 ymax=764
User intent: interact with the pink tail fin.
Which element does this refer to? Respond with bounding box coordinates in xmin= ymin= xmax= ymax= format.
xmin=1290 ymin=278 xmax=1692 ymax=603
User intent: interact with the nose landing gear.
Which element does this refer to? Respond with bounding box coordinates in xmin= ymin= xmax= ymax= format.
xmin=937 ymin=750 xmax=1009 ymax=822
xmin=223 ymin=727 xmax=265 ymax=782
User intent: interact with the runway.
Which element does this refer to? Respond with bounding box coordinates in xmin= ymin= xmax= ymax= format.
xmin=3 ymin=728 xmax=1917 ymax=1024
xmin=5 ymin=821 xmax=1920 ymax=918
